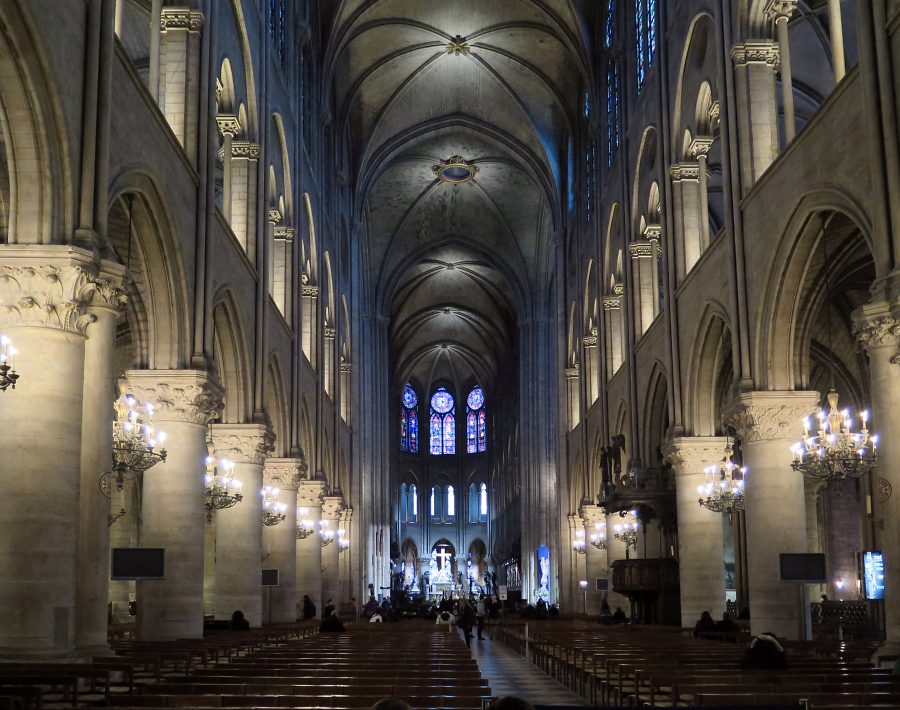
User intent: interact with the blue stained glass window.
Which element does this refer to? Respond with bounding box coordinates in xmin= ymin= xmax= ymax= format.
xmin=607 ymin=61 xmax=621 ymax=167
xmin=430 ymin=413 xmax=442 ymax=455
xmin=583 ymin=91 xmax=590 ymax=120
xmin=401 ymin=383 xmax=418 ymax=453
xmin=447 ymin=486 xmax=456 ymax=517
xmin=636 ymin=0 xmax=646 ymax=90
xmin=430 ymin=387 xmax=455 ymax=455
xmin=480 ymin=483 xmax=488 ymax=517
xmin=478 ymin=410 xmax=486 ymax=452
xmin=467 ymin=387 xmax=484 ymax=411
xmin=648 ymin=0 xmax=657 ymax=64
xmin=269 ymin=0 xmax=286 ymax=66
xmin=604 ymin=0 xmax=615 ymax=48
xmin=467 ymin=411 xmax=477 ymax=454
xmin=466 ymin=386 xmax=487 ymax=454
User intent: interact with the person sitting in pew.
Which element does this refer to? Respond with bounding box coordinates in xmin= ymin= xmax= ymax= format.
xmin=693 ymin=610 xmax=717 ymax=637
xmin=301 ymin=594 xmax=316 ymax=620
xmin=319 ymin=611 xmax=346 ymax=633
xmin=715 ymin=611 xmax=740 ymax=636
xmin=742 ymin=631 xmax=787 ymax=670
xmin=228 ymin=610 xmax=250 ymax=631
xmin=611 ymin=607 xmax=628 ymax=623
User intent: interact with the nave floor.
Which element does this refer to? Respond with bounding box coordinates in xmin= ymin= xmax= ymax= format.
xmin=463 ymin=629 xmax=586 ymax=707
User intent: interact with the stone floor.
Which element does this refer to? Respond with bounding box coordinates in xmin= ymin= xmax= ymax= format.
xmin=462 ymin=629 xmax=587 ymax=707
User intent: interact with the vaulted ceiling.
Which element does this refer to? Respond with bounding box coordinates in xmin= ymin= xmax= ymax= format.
xmin=326 ymin=0 xmax=588 ymax=390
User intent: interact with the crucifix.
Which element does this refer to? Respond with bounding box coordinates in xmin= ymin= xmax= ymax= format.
xmin=435 ymin=546 xmax=453 ymax=570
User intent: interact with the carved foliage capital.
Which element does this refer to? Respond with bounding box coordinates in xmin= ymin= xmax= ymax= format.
xmin=580 ymin=504 xmax=606 ymax=527
xmin=854 ymin=314 xmax=900 ymax=352
xmin=731 ymin=40 xmax=780 ymax=68
xmin=663 ymin=437 xmax=730 ymax=474
xmin=264 ymin=457 xmax=306 ymax=491
xmin=297 ymin=480 xmax=327 ymax=508
xmin=160 ymin=8 xmax=204 ymax=32
xmin=724 ymin=392 xmax=818 ymax=443
xmin=122 ymin=370 xmax=224 ymax=425
xmin=231 ymin=141 xmax=260 ymax=159
xmin=669 ymin=163 xmax=701 ymax=182
xmin=322 ymin=495 xmax=345 ymax=519
xmin=211 ymin=423 xmax=273 ymax=465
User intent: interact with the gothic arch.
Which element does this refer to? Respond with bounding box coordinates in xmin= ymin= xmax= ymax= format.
xmin=758 ymin=189 xmax=876 ymax=390
xmin=686 ymin=304 xmax=733 ymax=436
xmin=642 ymin=363 xmax=669 ymax=465
xmin=265 ymin=355 xmax=289 ymax=457
xmin=211 ymin=289 xmax=252 ymax=424
xmin=108 ymin=170 xmax=190 ymax=369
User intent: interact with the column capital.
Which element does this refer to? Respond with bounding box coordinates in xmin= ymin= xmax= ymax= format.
xmin=580 ymin=504 xmax=606 ymax=527
xmin=629 ymin=239 xmax=662 ymax=259
xmin=264 ymin=457 xmax=307 ymax=491
xmin=731 ymin=40 xmax=780 ymax=68
xmin=210 ymin=422 xmax=273 ymax=465
xmin=765 ymin=0 xmax=798 ymax=22
xmin=0 ymin=246 xmax=109 ymax=334
xmin=302 ymin=283 xmax=319 ymax=297
xmin=669 ymin=162 xmax=701 ymax=181
xmin=231 ymin=141 xmax=260 ymax=159
xmin=160 ymin=7 xmax=204 ymax=32
xmin=663 ymin=436 xmax=730 ymax=472
xmin=322 ymin=495 xmax=345 ymax=520
xmin=297 ymin=480 xmax=328 ymax=508
xmin=121 ymin=369 xmax=224 ymax=425
xmin=216 ymin=114 xmax=241 ymax=138
xmin=582 ymin=335 xmax=598 ymax=348
xmin=853 ymin=301 xmax=900 ymax=354
xmin=723 ymin=390 xmax=819 ymax=444
xmin=602 ymin=294 xmax=621 ymax=311
xmin=688 ymin=136 xmax=715 ymax=159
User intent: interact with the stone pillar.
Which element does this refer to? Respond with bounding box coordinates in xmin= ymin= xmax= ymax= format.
xmin=0 ymin=248 xmax=98 ymax=658
xmin=667 ymin=437 xmax=729 ymax=626
xmin=824 ymin=478 xmax=862 ymax=600
xmin=126 ymin=370 xmax=222 ymax=641
xmin=726 ymin=391 xmax=819 ymax=639
xmin=581 ymin=504 xmax=607 ymax=615
xmin=804 ymin=478 xmax=825 ymax=602
xmin=629 ymin=238 xmax=660 ymax=334
xmin=216 ymin=115 xmax=240 ymax=225
xmin=827 ymin=0 xmax=846 ymax=83
xmin=301 ymin=284 xmax=318 ymax=366
xmin=148 ymin=0 xmax=163 ymax=101
xmin=338 ymin=508 xmax=353 ymax=603
xmin=731 ymin=41 xmax=781 ymax=192
xmin=108 ymin=476 xmax=139 ymax=622
xmin=211 ymin=423 xmax=271 ymax=627
xmin=603 ymin=290 xmax=624 ymax=376
xmin=263 ymin=458 xmax=304 ymax=623
xmin=688 ymin=137 xmax=714 ymax=253
xmin=582 ymin=333 xmax=599 ymax=405
xmin=768 ymin=1 xmax=799 ymax=143
xmin=76 ymin=265 xmax=128 ymax=654
xmin=267 ymin=209 xmax=282 ymax=307
xmin=296 ymin=480 xmax=327 ymax=616
xmin=321 ymin=496 xmax=344 ymax=611
xmin=854 ymin=304 xmax=900 ymax=640
xmin=158 ymin=8 xmax=203 ymax=163
xmin=565 ymin=366 xmax=580 ymax=430
xmin=230 ymin=142 xmax=260 ymax=256
xmin=605 ymin=510 xmax=630 ymax=612
xmin=273 ymin=226 xmax=294 ymax=321
xmin=669 ymin=163 xmax=701 ymax=278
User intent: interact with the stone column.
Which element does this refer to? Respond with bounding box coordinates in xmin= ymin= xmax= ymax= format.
xmin=854 ymin=304 xmax=900 ymax=640
xmin=321 ymin=496 xmax=344 ymax=611
xmin=211 ymin=423 xmax=271 ymax=627
xmin=338 ymin=508 xmax=353 ymax=603
xmin=158 ymin=8 xmax=203 ymax=163
xmin=582 ymin=333 xmax=599 ymax=405
xmin=581 ymin=504 xmax=607 ymax=615
xmin=565 ymin=366 xmax=580 ymax=430
xmin=804 ymin=478 xmax=825 ymax=602
xmin=603 ymin=290 xmax=624 ymax=376
xmin=76 ymin=265 xmax=128 ymax=654
xmin=667 ymin=437 xmax=729 ymax=626
xmin=669 ymin=163 xmax=701 ymax=278
xmin=296 ymin=480 xmax=327 ymax=616
xmin=768 ymin=1 xmax=798 ymax=142
xmin=216 ymin=115 xmax=240 ymax=225
xmin=263 ymin=458 xmax=304 ymax=623
xmin=827 ymin=0 xmax=846 ymax=83
xmin=0 ymin=248 xmax=98 ymax=658
xmin=126 ymin=370 xmax=222 ymax=641
xmin=301 ymin=284 xmax=318 ymax=366
xmin=108 ymin=476 xmax=139 ymax=622
xmin=688 ymin=137 xmax=714 ymax=253
xmin=824 ymin=478 xmax=862 ymax=600
xmin=726 ymin=391 xmax=819 ymax=639
xmin=230 ymin=142 xmax=260 ymax=256
xmin=731 ymin=41 xmax=781 ymax=192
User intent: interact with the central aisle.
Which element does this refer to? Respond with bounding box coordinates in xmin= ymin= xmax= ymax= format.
xmin=463 ymin=630 xmax=587 ymax=706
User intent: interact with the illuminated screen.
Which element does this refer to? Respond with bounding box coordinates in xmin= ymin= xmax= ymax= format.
xmin=864 ymin=551 xmax=885 ymax=601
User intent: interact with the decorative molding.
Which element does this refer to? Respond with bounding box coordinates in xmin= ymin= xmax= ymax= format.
xmin=274 ymin=227 xmax=295 ymax=241
xmin=230 ymin=141 xmax=260 ymax=159
xmin=211 ymin=423 xmax=274 ymax=466
xmin=339 ymin=362 xmax=352 ymax=373
xmin=264 ymin=458 xmax=306 ymax=491
xmin=642 ymin=223 xmax=662 ymax=241
xmin=446 ymin=35 xmax=470 ymax=56
xmin=708 ymin=101 xmax=721 ymax=127
xmin=580 ymin=504 xmax=606 ymax=527
xmin=765 ymin=0 xmax=798 ymax=21
xmin=723 ymin=391 xmax=819 ymax=444
xmin=0 ymin=261 xmax=98 ymax=334
xmin=731 ymin=40 xmax=780 ymax=68
xmin=854 ymin=314 xmax=900 ymax=351
xmin=629 ymin=240 xmax=661 ymax=259
xmin=160 ymin=8 xmax=203 ymax=32
xmin=582 ymin=335 xmax=598 ymax=348
xmin=90 ymin=276 xmax=128 ymax=313
xmin=268 ymin=208 xmax=282 ymax=225
xmin=688 ymin=136 xmax=715 ymax=159
xmin=297 ymin=480 xmax=327 ymax=508
xmin=663 ymin=437 xmax=730 ymax=473
xmin=602 ymin=295 xmax=621 ymax=311
xmin=216 ymin=115 xmax=240 ymax=137
xmin=322 ymin=495 xmax=345 ymax=519
xmin=669 ymin=163 xmax=701 ymax=181
xmin=565 ymin=366 xmax=579 ymax=379
xmin=302 ymin=285 xmax=319 ymax=297
xmin=324 ymin=326 xmax=337 ymax=339
xmin=122 ymin=370 xmax=224 ymax=425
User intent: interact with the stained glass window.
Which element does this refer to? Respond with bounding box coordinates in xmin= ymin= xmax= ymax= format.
xmin=400 ymin=483 xmax=408 ymax=522
xmin=410 ymin=484 xmax=418 ymax=522
xmin=480 ymin=483 xmax=488 ymax=518
xmin=401 ymin=384 xmax=418 ymax=453
xmin=604 ymin=0 xmax=615 ymax=48
xmin=466 ymin=386 xmax=487 ymax=453
xmin=583 ymin=91 xmax=590 ymax=120
xmin=269 ymin=0 xmax=286 ymax=66
xmin=635 ymin=0 xmax=657 ymax=92
xmin=607 ymin=61 xmax=621 ymax=167
xmin=585 ymin=142 xmax=596 ymax=223
xmin=430 ymin=387 xmax=456 ymax=455
xmin=430 ymin=486 xmax=438 ymax=517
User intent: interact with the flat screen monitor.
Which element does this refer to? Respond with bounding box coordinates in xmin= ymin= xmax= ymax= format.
xmin=111 ymin=548 xmax=165 ymax=580
xmin=261 ymin=569 xmax=280 ymax=587
xmin=863 ymin=551 xmax=885 ymax=600
xmin=779 ymin=553 xmax=827 ymax=582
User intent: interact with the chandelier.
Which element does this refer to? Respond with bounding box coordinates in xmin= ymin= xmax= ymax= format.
xmin=791 ymin=391 xmax=877 ymax=481
xmin=337 ymin=528 xmax=349 ymax=553
xmin=613 ymin=511 xmax=639 ymax=550
xmin=320 ymin=521 xmax=334 ymax=548
xmin=102 ymin=394 xmax=167 ymax=495
xmin=699 ymin=441 xmax=746 ymax=521
xmin=0 ymin=335 xmax=19 ymax=391
xmin=572 ymin=530 xmax=586 ymax=555
xmin=204 ymin=453 xmax=242 ymax=523
xmin=261 ymin=486 xmax=287 ymax=526
xmin=590 ymin=521 xmax=607 ymax=550
xmin=296 ymin=506 xmax=315 ymax=539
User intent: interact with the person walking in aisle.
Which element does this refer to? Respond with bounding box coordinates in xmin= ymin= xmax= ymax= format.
xmin=475 ymin=594 xmax=488 ymax=640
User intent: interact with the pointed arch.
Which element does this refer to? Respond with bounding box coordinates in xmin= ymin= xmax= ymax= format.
xmin=211 ymin=289 xmax=252 ymax=423
xmin=266 ymin=355 xmax=289 ymax=456
xmin=686 ymin=303 xmax=733 ymax=436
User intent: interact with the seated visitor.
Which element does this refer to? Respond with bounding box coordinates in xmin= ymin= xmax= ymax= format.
xmin=301 ymin=594 xmax=316 ymax=620
xmin=716 ymin=611 xmax=740 ymax=634
xmin=611 ymin=607 xmax=628 ymax=623
xmin=435 ymin=609 xmax=456 ymax=626
xmin=320 ymin=611 xmax=346 ymax=633
xmin=742 ymin=632 xmax=787 ymax=670
xmin=228 ymin=610 xmax=250 ymax=631
xmin=693 ymin=610 xmax=716 ymax=637
xmin=363 ymin=594 xmax=379 ymax=618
